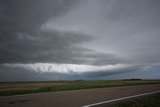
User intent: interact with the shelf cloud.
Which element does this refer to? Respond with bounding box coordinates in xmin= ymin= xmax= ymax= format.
xmin=0 ymin=0 xmax=160 ymax=81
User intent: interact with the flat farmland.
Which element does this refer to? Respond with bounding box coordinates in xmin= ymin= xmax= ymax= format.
xmin=0 ymin=83 xmax=160 ymax=107
xmin=0 ymin=80 xmax=160 ymax=96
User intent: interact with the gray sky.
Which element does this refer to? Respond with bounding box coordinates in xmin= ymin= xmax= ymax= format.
xmin=0 ymin=0 xmax=160 ymax=81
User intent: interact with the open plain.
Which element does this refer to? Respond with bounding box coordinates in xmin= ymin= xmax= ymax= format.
xmin=0 ymin=82 xmax=160 ymax=107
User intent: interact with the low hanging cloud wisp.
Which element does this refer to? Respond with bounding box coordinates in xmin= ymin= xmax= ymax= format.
xmin=0 ymin=63 xmax=147 ymax=81
xmin=2 ymin=63 xmax=139 ymax=73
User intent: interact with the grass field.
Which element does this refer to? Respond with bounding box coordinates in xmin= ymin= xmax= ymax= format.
xmin=111 ymin=92 xmax=160 ymax=107
xmin=0 ymin=80 xmax=160 ymax=96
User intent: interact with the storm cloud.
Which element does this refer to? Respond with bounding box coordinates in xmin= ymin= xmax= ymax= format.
xmin=0 ymin=0 xmax=160 ymax=81
xmin=0 ymin=0 xmax=124 ymax=65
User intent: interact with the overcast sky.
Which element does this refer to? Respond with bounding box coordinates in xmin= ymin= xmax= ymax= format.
xmin=0 ymin=0 xmax=160 ymax=81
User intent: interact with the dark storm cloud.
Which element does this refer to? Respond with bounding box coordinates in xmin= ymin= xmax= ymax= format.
xmin=0 ymin=0 xmax=125 ymax=65
xmin=1 ymin=0 xmax=160 ymax=81
xmin=0 ymin=0 xmax=80 ymax=63
xmin=0 ymin=29 xmax=90 ymax=63
xmin=0 ymin=0 xmax=77 ymax=32
xmin=0 ymin=28 xmax=124 ymax=65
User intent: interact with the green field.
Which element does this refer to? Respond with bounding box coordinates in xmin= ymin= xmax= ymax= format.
xmin=0 ymin=80 xmax=160 ymax=96
xmin=111 ymin=92 xmax=160 ymax=107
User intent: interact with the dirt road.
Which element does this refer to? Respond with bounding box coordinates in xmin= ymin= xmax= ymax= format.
xmin=0 ymin=84 xmax=160 ymax=107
